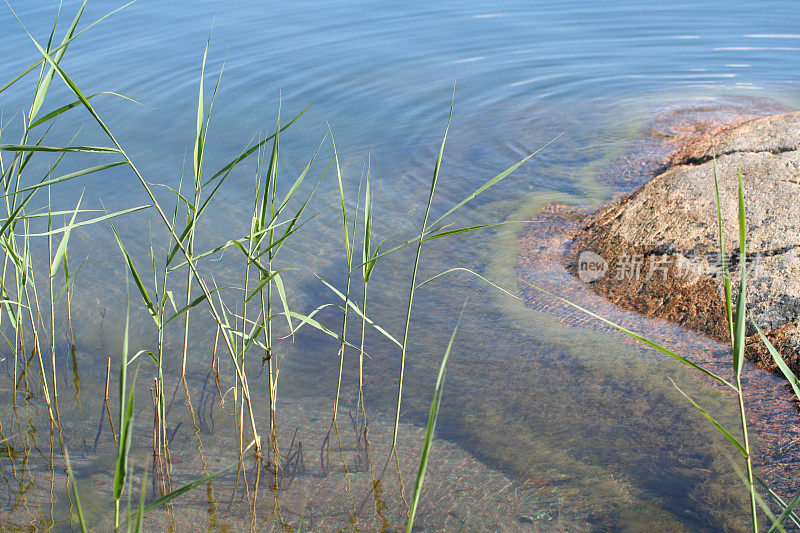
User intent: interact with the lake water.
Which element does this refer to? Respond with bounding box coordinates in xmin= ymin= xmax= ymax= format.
xmin=1 ymin=1 xmax=800 ymax=531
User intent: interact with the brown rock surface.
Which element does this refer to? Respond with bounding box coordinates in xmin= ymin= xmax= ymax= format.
xmin=569 ymin=111 xmax=800 ymax=376
xmin=517 ymin=99 xmax=800 ymax=505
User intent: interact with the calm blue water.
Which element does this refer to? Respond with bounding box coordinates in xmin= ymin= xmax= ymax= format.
xmin=4 ymin=1 xmax=800 ymax=211
xmin=1 ymin=1 xmax=799 ymax=530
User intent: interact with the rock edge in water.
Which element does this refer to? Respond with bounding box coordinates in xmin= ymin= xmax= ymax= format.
xmin=568 ymin=108 xmax=800 ymax=378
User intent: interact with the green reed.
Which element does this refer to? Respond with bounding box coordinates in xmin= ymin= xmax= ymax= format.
xmin=358 ymin=159 xmax=381 ymax=425
xmin=0 ymin=1 xmax=670 ymax=530
xmin=406 ymin=308 xmax=461 ymax=533
xmin=332 ymin=128 xmax=356 ymax=423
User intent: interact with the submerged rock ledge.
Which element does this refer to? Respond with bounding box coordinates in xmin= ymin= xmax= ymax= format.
xmin=568 ymin=110 xmax=800 ymax=377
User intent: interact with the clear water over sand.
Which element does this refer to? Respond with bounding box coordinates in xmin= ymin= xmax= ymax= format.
xmin=1 ymin=1 xmax=800 ymax=530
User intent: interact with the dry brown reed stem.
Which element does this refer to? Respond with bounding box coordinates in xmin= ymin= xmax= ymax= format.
xmin=103 ymin=356 xmax=117 ymax=441
xmin=103 ymin=356 xmax=110 ymax=401
xmin=211 ymin=323 xmax=220 ymax=367
xmin=104 ymin=397 xmax=117 ymax=443
xmin=23 ymin=283 xmax=52 ymax=422
xmin=150 ymin=380 xmax=168 ymax=497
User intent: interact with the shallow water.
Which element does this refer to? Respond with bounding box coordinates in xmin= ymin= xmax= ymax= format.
xmin=1 ymin=1 xmax=800 ymax=531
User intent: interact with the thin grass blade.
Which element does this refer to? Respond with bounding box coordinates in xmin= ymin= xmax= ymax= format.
xmin=29 ymin=1 xmax=87 ymax=122
xmin=64 ymin=449 xmax=88 ymax=533
xmin=0 ymin=143 xmax=118 ymax=153
xmin=49 ymin=191 xmax=83 ymax=277
xmin=669 ymin=378 xmax=747 ymax=457
xmin=134 ymin=469 xmax=148 ymax=533
xmin=109 ymin=221 xmax=158 ymax=323
xmin=126 ymin=454 xmax=253 ymax=521
xmin=756 ymin=474 xmax=800 ymax=528
xmin=753 ymin=321 xmax=800 ymax=400
xmin=407 ymin=309 xmax=462 ymax=532
xmin=732 ymin=162 xmax=747 ymax=380
xmin=520 ymin=279 xmax=736 ymax=389
xmin=427 ymin=132 xmax=563 ymax=229
xmin=769 ymin=492 xmax=800 ymax=533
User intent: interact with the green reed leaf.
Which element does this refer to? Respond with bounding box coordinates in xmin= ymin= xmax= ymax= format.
xmin=669 ymin=378 xmax=747 ymax=457
xmin=64 ymin=449 xmax=88 ymax=533
xmin=732 ymin=162 xmax=747 ymax=381
xmin=520 ymin=279 xmax=737 ymax=390
xmin=0 ymin=144 xmax=119 ymax=153
xmin=753 ymin=321 xmax=800 ymax=400
xmin=29 ymin=0 xmax=86 ymax=123
xmin=407 ymin=309 xmax=462 ymax=532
